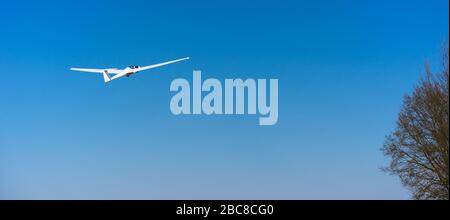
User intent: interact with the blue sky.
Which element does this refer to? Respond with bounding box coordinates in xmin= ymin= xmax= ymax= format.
xmin=0 ymin=0 xmax=448 ymax=199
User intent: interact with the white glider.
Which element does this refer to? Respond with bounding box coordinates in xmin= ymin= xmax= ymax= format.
xmin=70 ymin=57 xmax=189 ymax=83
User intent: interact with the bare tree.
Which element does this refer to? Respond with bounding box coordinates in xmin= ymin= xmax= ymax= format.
xmin=382 ymin=46 xmax=449 ymax=200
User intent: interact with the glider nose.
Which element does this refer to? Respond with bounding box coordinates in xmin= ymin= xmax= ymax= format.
xmin=103 ymin=70 xmax=111 ymax=83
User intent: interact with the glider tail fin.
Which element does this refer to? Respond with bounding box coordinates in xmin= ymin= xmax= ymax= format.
xmin=103 ymin=70 xmax=111 ymax=83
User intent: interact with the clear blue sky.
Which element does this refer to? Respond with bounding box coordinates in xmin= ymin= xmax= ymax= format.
xmin=0 ymin=0 xmax=448 ymax=199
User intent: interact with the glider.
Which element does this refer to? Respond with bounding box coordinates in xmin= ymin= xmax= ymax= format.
xmin=70 ymin=57 xmax=189 ymax=83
